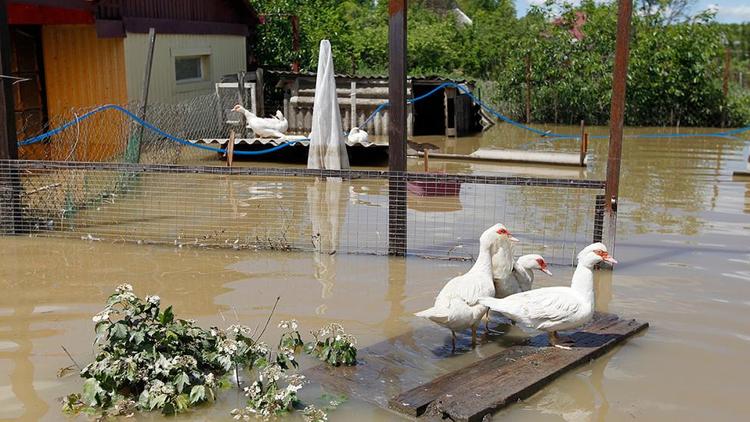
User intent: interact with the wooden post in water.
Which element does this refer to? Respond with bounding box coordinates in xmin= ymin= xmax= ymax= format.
xmin=604 ymin=0 xmax=633 ymax=253
xmin=0 ymin=0 xmax=21 ymax=234
xmin=388 ymin=0 xmax=407 ymax=256
xmin=226 ymin=130 xmax=235 ymax=167
xmin=579 ymin=120 xmax=586 ymax=166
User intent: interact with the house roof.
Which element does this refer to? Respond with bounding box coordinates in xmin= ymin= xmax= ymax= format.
xmin=7 ymin=0 xmax=259 ymax=37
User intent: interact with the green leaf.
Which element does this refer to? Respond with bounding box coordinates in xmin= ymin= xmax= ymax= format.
xmin=175 ymin=393 xmax=190 ymax=412
xmin=130 ymin=330 xmax=145 ymax=345
xmin=175 ymin=371 xmax=190 ymax=393
xmin=110 ymin=322 xmax=127 ymax=340
xmin=149 ymin=393 xmax=167 ymax=410
xmin=160 ymin=306 xmax=174 ymax=324
xmin=138 ymin=389 xmax=150 ymax=409
xmin=81 ymin=378 xmax=102 ymax=407
xmin=189 ymin=385 xmax=206 ymax=404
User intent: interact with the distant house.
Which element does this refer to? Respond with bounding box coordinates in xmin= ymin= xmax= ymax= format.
xmin=6 ymin=0 xmax=259 ymax=151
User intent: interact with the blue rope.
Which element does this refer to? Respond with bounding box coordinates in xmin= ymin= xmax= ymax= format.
xmin=18 ymin=84 xmax=750 ymax=152
xmin=18 ymin=104 xmax=302 ymax=156
xmin=360 ymin=81 xmax=750 ymax=141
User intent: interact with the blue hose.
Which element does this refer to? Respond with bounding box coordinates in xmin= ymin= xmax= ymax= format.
xmin=18 ymin=84 xmax=750 ymax=152
xmin=18 ymin=104 xmax=302 ymax=156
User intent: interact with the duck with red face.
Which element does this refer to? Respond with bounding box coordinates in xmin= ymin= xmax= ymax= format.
xmin=479 ymin=244 xmax=617 ymax=349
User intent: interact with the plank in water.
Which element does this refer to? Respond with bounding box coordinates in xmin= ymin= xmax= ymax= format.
xmin=389 ymin=313 xmax=648 ymax=421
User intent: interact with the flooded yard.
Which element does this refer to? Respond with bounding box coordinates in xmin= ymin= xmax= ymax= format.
xmin=1 ymin=124 xmax=749 ymax=421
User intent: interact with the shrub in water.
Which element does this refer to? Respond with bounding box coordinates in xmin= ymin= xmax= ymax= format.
xmin=305 ymin=323 xmax=357 ymax=367
xmin=63 ymin=284 xmax=258 ymax=416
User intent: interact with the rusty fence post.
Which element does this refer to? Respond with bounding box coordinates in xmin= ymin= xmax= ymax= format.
xmin=388 ymin=0 xmax=407 ymax=256
xmin=604 ymin=0 xmax=633 ymax=253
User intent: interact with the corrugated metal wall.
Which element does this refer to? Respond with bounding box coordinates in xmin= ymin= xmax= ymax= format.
xmin=123 ymin=33 xmax=246 ymax=104
xmin=42 ymin=25 xmax=128 ymax=160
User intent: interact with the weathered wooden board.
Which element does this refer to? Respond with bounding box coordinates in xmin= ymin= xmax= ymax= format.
xmin=390 ymin=313 xmax=648 ymax=421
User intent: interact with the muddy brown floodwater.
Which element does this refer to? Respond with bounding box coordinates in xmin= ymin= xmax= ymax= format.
xmin=1 ymin=124 xmax=749 ymax=421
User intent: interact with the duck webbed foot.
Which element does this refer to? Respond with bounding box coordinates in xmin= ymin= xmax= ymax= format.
xmin=548 ymin=331 xmax=575 ymax=350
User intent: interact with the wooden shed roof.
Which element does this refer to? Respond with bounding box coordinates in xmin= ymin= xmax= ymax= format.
xmin=7 ymin=0 xmax=258 ymax=37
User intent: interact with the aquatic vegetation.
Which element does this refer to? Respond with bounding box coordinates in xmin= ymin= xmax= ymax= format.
xmin=231 ymin=364 xmax=306 ymax=420
xmin=305 ymin=323 xmax=358 ymax=367
xmin=62 ymin=285 xmax=356 ymax=420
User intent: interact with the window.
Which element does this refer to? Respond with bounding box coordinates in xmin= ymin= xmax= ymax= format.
xmin=175 ymin=56 xmax=207 ymax=83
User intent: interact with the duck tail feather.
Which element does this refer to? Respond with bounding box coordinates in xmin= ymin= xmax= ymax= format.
xmin=415 ymin=307 xmax=450 ymax=324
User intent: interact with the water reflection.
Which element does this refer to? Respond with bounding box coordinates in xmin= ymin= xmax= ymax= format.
xmin=526 ymin=352 xmax=613 ymax=422
xmin=307 ymin=178 xmax=348 ymax=303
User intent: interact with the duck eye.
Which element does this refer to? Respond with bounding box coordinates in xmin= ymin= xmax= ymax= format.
xmin=496 ymin=228 xmax=507 ymax=235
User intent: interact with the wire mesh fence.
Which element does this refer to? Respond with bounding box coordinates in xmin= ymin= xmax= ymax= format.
xmin=16 ymin=93 xmax=241 ymax=165
xmin=0 ymin=160 xmax=606 ymax=265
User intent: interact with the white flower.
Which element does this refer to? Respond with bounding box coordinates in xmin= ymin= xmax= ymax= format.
xmin=226 ymin=324 xmax=251 ymax=336
xmin=92 ymin=310 xmax=111 ymax=323
xmin=146 ymin=295 xmax=160 ymax=305
xmin=115 ymin=283 xmax=133 ymax=293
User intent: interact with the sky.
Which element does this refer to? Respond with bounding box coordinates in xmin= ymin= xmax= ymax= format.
xmin=516 ymin=1 xmax=750 ymax=23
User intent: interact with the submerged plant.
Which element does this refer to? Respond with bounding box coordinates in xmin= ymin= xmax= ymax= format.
xmin=231 ymin=364 xmax=306 ymax=420
xmin=63 ymin=284 xmax=258 ymax=416
xmin=305 ymin=323 xmax=358 ymax=367
xmin=63 ymin=285 xmax=353 ymax=420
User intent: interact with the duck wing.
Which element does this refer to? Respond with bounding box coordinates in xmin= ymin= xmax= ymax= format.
xmin=479 ymin=287 xmax=581 ymax=329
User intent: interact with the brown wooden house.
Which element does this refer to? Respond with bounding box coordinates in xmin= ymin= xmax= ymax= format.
xmin=7 ymin=0 xmax=258 ymax=159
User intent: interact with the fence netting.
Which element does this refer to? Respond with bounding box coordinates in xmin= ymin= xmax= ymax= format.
xmin=0 ymin=161 xmax=605 ymax=265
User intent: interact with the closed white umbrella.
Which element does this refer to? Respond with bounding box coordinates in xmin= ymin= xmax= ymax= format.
xmin=307 ymin=40 xmax=350 ymax=170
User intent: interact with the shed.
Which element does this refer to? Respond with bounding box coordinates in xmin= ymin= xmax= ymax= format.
xmin=271 ymin=71 xmax=481 ymax=139
xmin=7 ymin=0 xmax=258 ymax=159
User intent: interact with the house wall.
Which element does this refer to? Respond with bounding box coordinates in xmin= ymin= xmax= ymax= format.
xmin=123 ymin=33 xmax=246 ymax=104
xmin=41 ymin=24 xmax=128 ymax=160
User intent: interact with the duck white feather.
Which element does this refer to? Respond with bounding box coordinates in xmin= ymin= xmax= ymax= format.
xmin=493 ymin=254 xmax=552 ymax=298
xmin=347 ymin=127 xmax=369 ymax=145
xmin=416 ymin=223 xmax=517 ymax=351
xmin=479 ymin=244 xmax=617 ymax=349
xmin=232 ymin=105 xmax=288 ymax=139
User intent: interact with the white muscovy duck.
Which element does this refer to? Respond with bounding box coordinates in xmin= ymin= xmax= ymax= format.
xmin=232 ymin=105 xmax=287 ymax=139
xmin=415 ymin=223 xmax=519 ymax=352
xmin=271 ymin=110 xmax=289 ymax=133
xmin=347 ymin=127 xmax=369 ymax=145
xmin=495 ymin=254 xmax=552 ymax=298
xmin=479 ymin=244 xmax=617 ymax=349
xmin=487 ymin=253 xmax=551 ymax=330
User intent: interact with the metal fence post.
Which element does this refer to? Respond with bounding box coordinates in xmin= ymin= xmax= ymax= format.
xmin=388 ymin=0 xmax=408 ymax=256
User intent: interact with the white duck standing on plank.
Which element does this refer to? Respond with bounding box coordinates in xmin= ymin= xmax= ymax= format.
xmin=415 ymin=223 xmax=519 ymax=352
xmin=347 ymin=127 xmax=369 ymax=145
xmin=479 ymin=244 xmax=617 ymax=350
xmin=232 ymin=104 xmax=288 ymax=139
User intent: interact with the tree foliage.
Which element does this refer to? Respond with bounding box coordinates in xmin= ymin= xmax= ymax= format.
xmin=249 ymin=0 xmax=749 ymax=126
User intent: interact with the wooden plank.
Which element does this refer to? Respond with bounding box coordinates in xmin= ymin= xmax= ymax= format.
xmin=389 ymin=313 xmax=647 ymax=421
